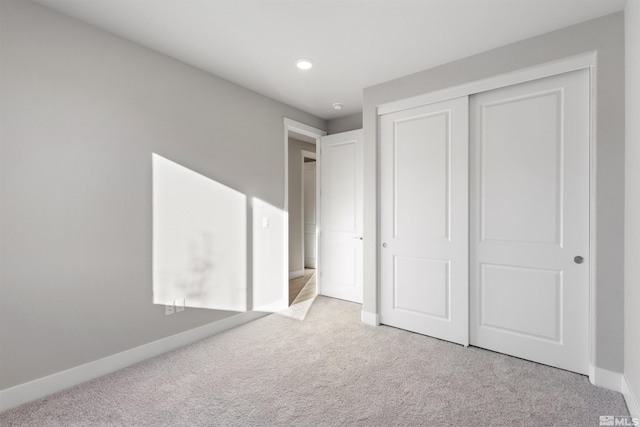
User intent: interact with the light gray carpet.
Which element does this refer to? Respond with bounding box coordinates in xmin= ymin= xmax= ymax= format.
xmin=0 ymin=296 xmax=629 ymax=426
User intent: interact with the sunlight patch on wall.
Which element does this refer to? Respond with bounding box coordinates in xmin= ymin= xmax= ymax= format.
xmin=252 ymin=197 xmax=286 ymax=313
xmin=152 ymin=154 xmax=246 ymax=312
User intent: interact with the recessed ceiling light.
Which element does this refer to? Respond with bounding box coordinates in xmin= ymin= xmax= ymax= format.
xmin=332 ymin=103 xmax=343 ymax=110
xmin=295 ymin=59 xmax=314 ymax=70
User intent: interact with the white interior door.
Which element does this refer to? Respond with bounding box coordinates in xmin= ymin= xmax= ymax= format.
xmin=319 ymin=129 xmax=363 ymax=303
xmin=303 ymin=161 xmax=317 ymax=268
xmin=380 ymin=97 xmax=469 ymax=346
xmin=469 ymin=69 xmax=590 ymax=374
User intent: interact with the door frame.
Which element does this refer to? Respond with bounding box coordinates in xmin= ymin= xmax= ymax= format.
xmin=375 ymin=51 xmax=598 ymax=382
xmin=283 ymin=118 xmax=326 ymax=300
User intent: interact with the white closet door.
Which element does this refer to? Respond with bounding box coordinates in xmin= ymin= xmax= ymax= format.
xmin=380 ymin=97 xmax=469 ymax=346
xmin=470 ymin=69 xmax=590 ymax=374
xmin=319 ymin=130 xmax=363 ymax=303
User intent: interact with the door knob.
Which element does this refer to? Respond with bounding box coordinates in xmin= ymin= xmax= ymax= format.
xmin=574 ymin=256 xmax=584 ymax=264
xmin=382 ymin=243 xmax=387 ymax=248
xmin=353 ymin=236 xmax=363 ymax=240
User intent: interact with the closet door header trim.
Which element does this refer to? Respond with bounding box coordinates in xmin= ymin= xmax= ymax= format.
xmin=376 ymin=51 xmax=596 ymax=116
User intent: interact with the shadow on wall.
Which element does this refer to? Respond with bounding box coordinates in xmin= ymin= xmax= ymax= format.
xmin=152 ymin=154 xmax=247 ymax=312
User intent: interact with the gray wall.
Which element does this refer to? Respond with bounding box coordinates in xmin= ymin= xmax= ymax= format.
xmin=363 ymin=13 xmax=625 ymax=372
xmin=288 ymin=138 xmax=316 ymax=275
xmin=625 ymin=0 xmax=640 ymax=416
xmin=327 ymin=113 xmax=363 ymax=134
xmin=0 ymin=0 xmax=325 ymax=390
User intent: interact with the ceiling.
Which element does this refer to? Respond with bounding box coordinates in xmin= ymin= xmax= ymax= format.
xmin=34 ymin=0 xmax=625 ymax=121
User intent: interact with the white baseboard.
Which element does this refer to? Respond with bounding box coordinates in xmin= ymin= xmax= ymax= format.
xmin=0 ymin=310 xmax=267 ymax=413
xmin=304 ymin=259 xmax=316 ymax=268
xmin=589 ymin=366 xmax=624 ymax=392
xmin=623 ymin=375 xmax=640 ymax=419
xmin=361 ymin=310 xmax=380 ymax=326
xmin=289 ymin=269 xmax=304 ymax=280
xmin=252 ymin=300 xmax=287 ymax=313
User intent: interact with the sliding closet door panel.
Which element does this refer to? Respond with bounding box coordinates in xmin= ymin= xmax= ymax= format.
xmin=470 ymin=69 xmax=590 ymax=374
xmin=380 ymin=96 xmax=468 ymax=346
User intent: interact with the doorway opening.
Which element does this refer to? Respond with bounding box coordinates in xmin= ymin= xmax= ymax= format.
xmin=283 ymin=119 xmax=325 ymax=308
xmin=288 ymin=151 xmax=317 ymax=305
